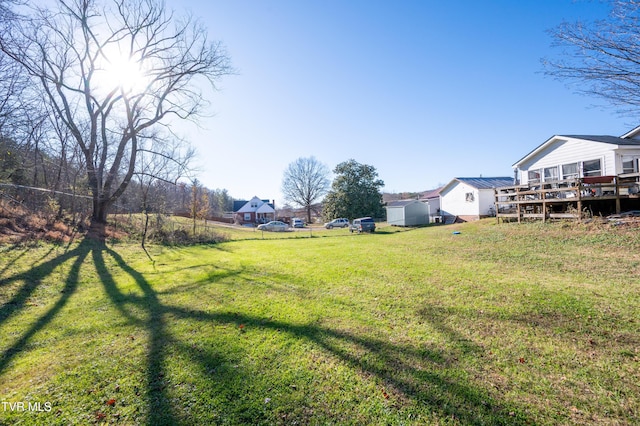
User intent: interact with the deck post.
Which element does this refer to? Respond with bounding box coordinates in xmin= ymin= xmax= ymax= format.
xmin=495 ymin=189 xmax=499 ymax=224
xmin=577 ymin=181 xmax=582 ymax=222
xmin=517 ymin=186 xmax=522 ymax=223
xmin=615 ymin=177 xmax=621 ymax=214
xmin=541 ymin=189 xmax=546 ymax=223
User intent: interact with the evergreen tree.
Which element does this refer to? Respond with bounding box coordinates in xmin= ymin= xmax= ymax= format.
xmin=322 ymin=159 xmax=385 ymax=221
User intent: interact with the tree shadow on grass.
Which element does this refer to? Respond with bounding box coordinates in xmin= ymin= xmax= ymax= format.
xmin=96 ymin=246 xmax=532 ymax=425
xmin=1 ymin=241 xmax=532 ymax=425
xmin=167 ymin=309 xmax=531 ymax=425
xmin=0 ymin=240 xmax=95 ymax=376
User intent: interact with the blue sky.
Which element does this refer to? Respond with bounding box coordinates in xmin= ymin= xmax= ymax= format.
xmin=168 ymin=0 xmax=633 ymax=204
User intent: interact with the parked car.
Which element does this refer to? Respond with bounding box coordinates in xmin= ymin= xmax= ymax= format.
xmin=324 ymin=218 xmax=349 ymax=229
xmin=291 ymin=218 xmax=304 ymax=228
xmin=349 ymin=217 xmax=376 ymax=233
xmin=257 ymin=221 xmax=289 ymax=232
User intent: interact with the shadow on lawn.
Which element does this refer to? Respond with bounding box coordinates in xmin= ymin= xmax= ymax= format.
xmin=0 ymin=240 xmax=93 ymax=375
xmin=1 ymin=240 xmax=531 ymax=425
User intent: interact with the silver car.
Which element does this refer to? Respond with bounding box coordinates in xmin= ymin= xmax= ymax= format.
xmin=257 ymin=221 xmax=289 ymax=232
xmin=324 ymin=218 xmax=349 ymax=229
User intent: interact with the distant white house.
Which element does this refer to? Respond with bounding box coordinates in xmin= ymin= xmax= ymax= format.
xmin=440 ymin=177 xmax=513 ymax=222
xmin=513 ymin=127 xmax=640 ymax=186
xmin=386 ymin=200 xmax=429 ymax=226
xmin=233 ymin=196 xmax=275 ymax=225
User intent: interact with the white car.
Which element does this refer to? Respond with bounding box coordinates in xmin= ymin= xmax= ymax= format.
xmin=324 ymin=218 xmax=349 ymax=229
xmin=257 ymin=221 xmax=289 ymax=232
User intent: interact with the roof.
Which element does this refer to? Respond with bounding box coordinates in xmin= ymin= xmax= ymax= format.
xmin=561 ymin=135 xmax=640 ymax=146
xmin=421 ymin=187 xmax=443 ymax=199
xmin=256 ymin=203 xmax=275 ymax=213
xmin=454 ymin=177 xmax=513 ymax=189
xmin=386 ymin=200 xmax=423 ymax=207
xmin=620 ymin=125 xmax=640 ymax=139
xmin=232 ymin=200 xmax=246 ymax=212
xmin=440 ymin=177 xmax=513 ymax=195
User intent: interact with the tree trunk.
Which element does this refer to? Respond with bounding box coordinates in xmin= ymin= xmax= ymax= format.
xmin=89 ymin=197 xmax=110 ymax=242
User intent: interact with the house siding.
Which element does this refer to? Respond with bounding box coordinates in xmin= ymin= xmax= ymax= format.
xmin=478 ymin=189 xmax=496 ymax=216
xmin=615 ymin=147 xmax=640 ymax=173
xmin=441 ymin=182 xmax=480 ymax=219
xmin=517 ymin=138 xmax=639 ymax=185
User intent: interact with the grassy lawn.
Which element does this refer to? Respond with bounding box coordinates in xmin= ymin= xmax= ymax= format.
xmin=0 ymin=220 xmax=638 ymax=425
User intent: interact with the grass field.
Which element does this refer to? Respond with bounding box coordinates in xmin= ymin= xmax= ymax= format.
xmin=0 ymin=220 xmax=638 ymax=425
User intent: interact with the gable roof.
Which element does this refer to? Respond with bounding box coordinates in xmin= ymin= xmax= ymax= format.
xmin=256 ymin=203 xmax=275 ymax=213
xmin=621 ymin=125 xmax=640 ymax=139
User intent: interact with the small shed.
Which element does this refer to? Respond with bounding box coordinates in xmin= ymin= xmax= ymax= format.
xmin=386 ymin=200 xmax=429 ymax=226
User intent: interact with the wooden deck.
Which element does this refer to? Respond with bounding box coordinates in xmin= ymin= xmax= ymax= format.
xmin=494 ymin=173 xmax=640 ymax=222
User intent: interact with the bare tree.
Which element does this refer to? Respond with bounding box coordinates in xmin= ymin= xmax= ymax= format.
xmin=135 ymin=133 xmax=193 ymax=250
xmin=0 ymin=0 xmax=231 ymax=238
xmin=544 ymin=0 xmax=640 ymax=112
xmin=189 ymin=178 xmax=209 ymax=236
xmin=281 ymin=156 xmax=330 ymax=224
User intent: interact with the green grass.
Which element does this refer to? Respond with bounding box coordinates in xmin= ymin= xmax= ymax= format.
xmin=0 ymin=220 xmax=639 ymax=425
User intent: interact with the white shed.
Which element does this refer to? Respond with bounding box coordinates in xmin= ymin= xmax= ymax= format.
xmin=440 ymin=177 xmax=512 ymax=222
xmin=386 ymin=200 xmax=429 ymax=226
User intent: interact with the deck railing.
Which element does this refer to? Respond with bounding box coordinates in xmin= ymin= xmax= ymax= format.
xmin=494 ymin=174 xmax=640 ymax=221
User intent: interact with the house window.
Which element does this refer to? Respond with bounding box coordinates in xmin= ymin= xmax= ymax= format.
xmin=465 ymin=192 xmax=474 ymax=202
xmin=544 ymin=166 xmax=559 ymax=182
xmin=622 ymin=157 xmax=638 ymax=174
xmin=583 ymin=159 xmax=602 ymax=177
xmin=528 ymin=169 xmax=541 ymax=184
xmin=562 ymin=163 xmax=579 ymax=180
xmin=244 ymin=213 xmax=251 ymax=221
xmin=251 ymin=202 xmax=258 ymax=208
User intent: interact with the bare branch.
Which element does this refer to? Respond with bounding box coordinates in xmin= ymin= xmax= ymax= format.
xmin=544 ymin=0 xmax=640 ymax=112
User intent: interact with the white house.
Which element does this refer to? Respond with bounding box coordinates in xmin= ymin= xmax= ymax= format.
xmin=513 ymin=127 xmax=640 ymax=186
xmin=233 ymin=196 xmax=275 ymax=225
xmin=440 ymin=177 xmax=513 ymax=222
xmin=386 ymin=200 xmax=429 ymax=226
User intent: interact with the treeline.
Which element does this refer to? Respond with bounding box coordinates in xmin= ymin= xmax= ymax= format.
xmin=0 ymin=135 xmax=235 ymax=219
